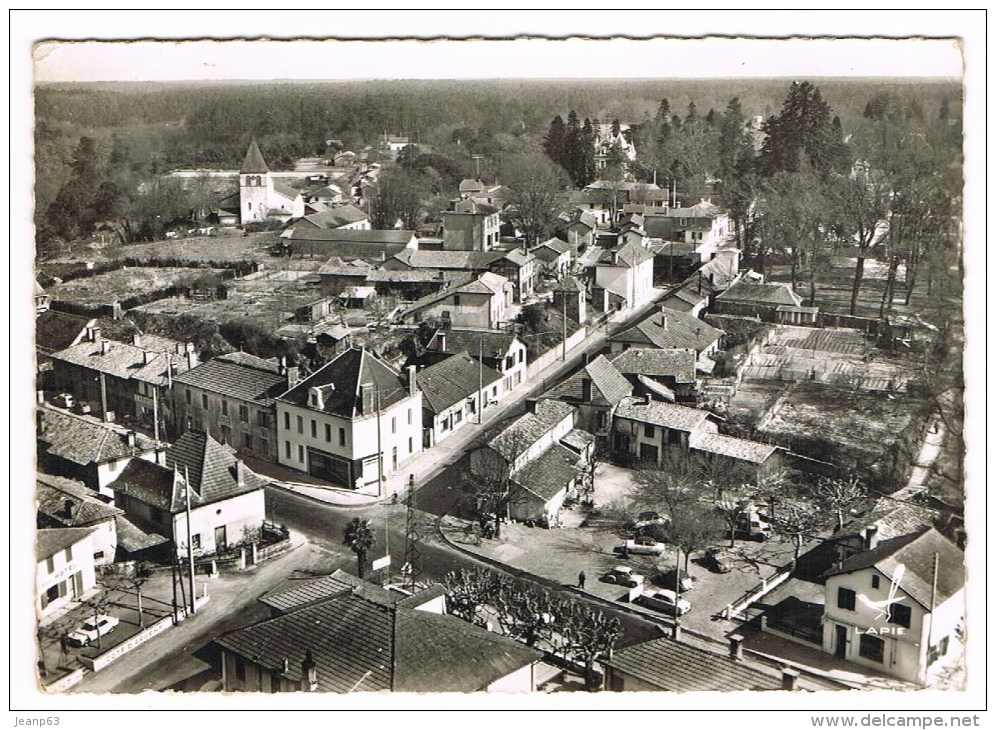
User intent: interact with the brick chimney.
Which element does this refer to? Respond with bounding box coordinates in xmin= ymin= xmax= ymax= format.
xmin=864 ymin=524 xmax=879 ymax=550
xmin=301 ymin=650 xmax=318 ymax=692
xmin=286 ymin=366 xmax=300 ymax=391
xmin=524 ymin=398 xmax=538 ymax=414
xmin=729 ymin=634 xmax=744 ymax=661
xmin=661 ymin=314 xmax=668 ymax=330
xmin=437 ymin=332 xmax=447 ymax=352
xmin=88 ymin=326 xmax=101 ymax=342
xmin=235 ymin=460 xmax=245 ymax=487
xmin=132 ymin=333 xmax=143 ymax=347
xmin=406 ymin=365 xmax=417 ymax=396
xmin=781 ymin=668 xmax=800 ymax=691
xmin=62 ymin=499 xmax=75 ymax=520
xmin=126 ymin=430 xmax=137 ymax=447
xmin=185 ymin=342 xmax=198 ymax=370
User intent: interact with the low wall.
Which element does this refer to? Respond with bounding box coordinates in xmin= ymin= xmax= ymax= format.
xmin=526 ymin=327 xmax=587 ymax=380
xmin=43 ymin=667 xmax=84 ymax=693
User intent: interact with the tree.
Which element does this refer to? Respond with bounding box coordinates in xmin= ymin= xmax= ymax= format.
xmin=500 ymin=153 xmax=570 ymax=246
xmin=342 ymin=517 xmax=376 ymax=578
xmin=769 ymin=498 xmax=823 ymax=562
xmin=717 ymin=97 xmax=753 ymax=188
xmin=831 ymin=170 xmax=892 ymax=315
xmin=543 ymin=114 xmax=567 ymax=170
xmin=579 ymin=118 xmax=597 ymax=188
xmin=812 ymin=475 xmax=867 ymax=532
xmin=758 ymin=81 xmax=848 ymax=178
xmin=563 ymin=110 xmax=584 ymax=186
xmin=369 ymin=167 xmax=424 ymax=230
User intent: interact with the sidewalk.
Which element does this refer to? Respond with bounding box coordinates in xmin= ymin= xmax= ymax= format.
xmin=889 ymin=417 xmax=945 ymax=501
xmin=259 ymin=288 xmax=669 ymax=509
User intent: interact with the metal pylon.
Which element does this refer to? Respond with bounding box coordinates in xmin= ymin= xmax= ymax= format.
xmin=402 ymin=475 xmax=423 ymax=593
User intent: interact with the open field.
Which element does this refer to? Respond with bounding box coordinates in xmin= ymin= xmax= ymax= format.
xmin=42 ymin=228 xmax=282 ymax=266
xmin=46 ymin=267 xmax=225 ymax=307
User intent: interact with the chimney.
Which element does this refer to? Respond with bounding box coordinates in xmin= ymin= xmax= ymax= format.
xmin=100 ymin=340 xmax=111 ymax=355
xmin=662 ymin=314 xmax=668 ymax=330
xmin=132 ymin=333 xmax=142 ymax=347
xmin=63 ymin=499 xmax=75 ymax=519
xmin=235 ymin=460 xmax=245 ymax=487
xmin=864 ymin=524 xmax=880 ymax=550
xmin=283 ymin=658 xmax=290 ymax=673
xmin=175 ymin=342 xmax=184 ymax=355
xmin=406 ymin=365 xmax=417 ymax=396
xmin=301 ymin=650 xmax=318 ymax=692
xmin=126 ymin=430 xmax=137 ymax=447
xmin=36 ymin=390 xmax=45 ymax=405
xmin=524 ymin=398 xmax=538 ymax=414
xmin=581 ymin=377 xmax=593 ymax=404
xmin=89 ymin=326 xmax=101 ymax=342
xmin=143 ymin=350 xmax=152 ymax=365
xmin=360 ymin=382 xmax=375 ymax=415
xmin=781 ymin=668 xmax=800 ymax=691
xmin=671 ymin=623 xmax=682 ymax=641
xmin=185 ymin=343 xmax=198 ymax=370
xmin=729 ymin=634 xmax=744 ymax=661
xmin=581 ymin=351 xmax=590 ymax=366
xmin=438 ymin=332 xmax=447 ymax=352
xmin=286 ymin=366 xmax=300 ymax=391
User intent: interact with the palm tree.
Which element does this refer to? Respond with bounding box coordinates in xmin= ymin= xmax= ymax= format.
xmin=342 ymin=517 xmax=376 ymax=579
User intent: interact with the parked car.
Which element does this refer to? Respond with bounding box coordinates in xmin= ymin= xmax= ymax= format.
xmin=623 ymin=536 xmax=668 ymax=556
xmin=66 ymin=614 xmax=119 ymax=647
xmin=634 ymin=511 xmax=669 ymax=529
xmin=601 ymin=565 xmax=645 ymax=588
xmin=735 ymin=511 xmax=773 ymax=542
xmin=653 ymin=568 xmax=695 ymax=593
xmin=638 ymin=588 xmax=691 ymax=616
xmin=704 ymin=547 xmax=735 ymax=574
xmin=55 ymin=392 xmax=75 ymax=409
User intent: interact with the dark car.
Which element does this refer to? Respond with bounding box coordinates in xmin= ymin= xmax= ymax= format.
xmin=704 ymin=547 xmax=735 ymax=574
xmin=653 ymin=568 xmax=695 ymax=592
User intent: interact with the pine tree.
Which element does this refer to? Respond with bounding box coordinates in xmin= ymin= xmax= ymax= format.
xmin=564 ymin=110 xmax=583 ymax=187
xmin=758 ymin=81 xmax=843 ymax=177
xmin=543 ymin=114 xmax=567 ymax=170
xmin=580 ymin=118 xmax=597 ymax=187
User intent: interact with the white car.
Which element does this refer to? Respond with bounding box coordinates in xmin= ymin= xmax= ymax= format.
xmin=66 ymin=614 xmax=119 ymax=647
xmin=602 ymin=565 xmax=645 ymax=588
xmin=639 ymin=589 xmax=692 ymax=616
xmin=624 ymin=537 xmax=668 ymax=556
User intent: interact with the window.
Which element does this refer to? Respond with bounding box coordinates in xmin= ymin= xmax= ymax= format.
xmin=644 ymin=423 xmax=655 ymax=438
xmin=202 ymin=393 xmax=209 ymax=409
xmin=298 ymin=445 xmax=305 ymax=462
xmin=185 ymin=390 xmax=191 ymax=405
xmin=243 ymin=432 xmax=252 ymax=450
xmin=391 ymin=417 xmax=397 ymax=434
xmin=94 ymin=551 xmax=104 ymax=560
xmin=518 ymin=350 xmax=524 ymax=363
xmin=297 ymin=416 xmax=304 ymax=434
xmin=109 ymin=460 xmax=117 ymax=472
xmin=64 ymin=547 xmax=72 ymax=562
xmin=285 ymin=441 xmax=291 ymax=459
xmin=191 ymin=534 xmax=201 ymax=550
xmin=222 ymin=400 xmax=228 ymax=416
xmin=667 ymin=429 xmax=682 ymax=445
xmin=454 ymin=410 xmax=462 ymax=425
xmin=888 ymin=603 xmax=912 ymax=628
xmin=453 ymin=295 xmax=461 ymax=306
xmin=284 ymin=412 xmax=290 ymax=430
xmin=871 ymin=575 xmax=880 ymax=590
xmin=325 ymin=423 xmax=332 ymax=442
xmin=408 ymin=408 xmax=412 ymax=425
xmin=858 ymin=633 xmax=884 ymax=663
xmin=240 ymin=405 xmax=250 ymax=423
xmin=311 ymin=420 xmax=317 ymax=438
xmin=220 ymin=425 xmax=232 ymax=445
xmin=339 ymin=428 xmax=346 ymax=447
xmin=45 ymin=556 xmax=54 ymax=574
xmin=837 ymin=587 xmax=857 ymax=611
xmin=392 ymin=447 xmax=398 ymax=470
xmin=408 ymin=437 xmax=413 ymax=454
xmin=258 ymin=411 xmax=269 ymax=427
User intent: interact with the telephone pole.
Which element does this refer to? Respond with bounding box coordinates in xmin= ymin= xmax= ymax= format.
xmin=478 ymin=336 xmax=484 ymax=424
xmin=184 ymin=467 xmax=196 ymax=614
xmin=402 ymin=475 xmax=423 ymax=594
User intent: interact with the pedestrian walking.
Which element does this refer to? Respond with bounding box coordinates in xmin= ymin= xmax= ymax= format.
xmin=578 ymin=571 xmax=586 ymax=589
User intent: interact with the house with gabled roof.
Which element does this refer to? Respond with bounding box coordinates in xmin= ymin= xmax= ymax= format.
xmin=399 ymin=272 xmax=512 ymax=329
xmin=215 ymin=573 xmax=542 ymax=693
xmin=612 ymin=395 xmax=717 ymax=466
xmin=715 ymin=279 xmax=806 ymax=321
xmin=34 ymin=311 xmax=97 ymax=377
xmin=557 ymin=208 xmax=597 ymax=250
xmin=418 ymin=351 xmax=504 ymax=447
xmin=543 ymin=354 xmax=632 ymax=446
xmin=293 ymin=204 xmax=370 ymax=232
xmin=36 ymin=473 xmax=124 ymax=566
xmin=36 ymin=527 xmax=98 ymax=620
xmin=530 ymin=238 xmax=573 ymax=278
xmin=383 ymin=248 xmax=504 ymax=273
xmin=821 ymin=528 xmax=965 ymax=683
xmin=275 ymin=348 xmax=423 ymax=490
xmin=416 ymin=328 xmax=528 ymax=394
xmin=288 ymin=228 xmax=418 ymax=262
xmin=443 ymin=198 xmax=501 ymax=251
xmin=107 ymin=430 xmax=268 ymax=557
xmin=609 ymin=347 xmax=698 ymax=402
xmin=594 ymin=240 xmax=655 ymax=309
xmin=488 ymin=248 xmax=537 ymax=303
xmin=36 ymin=404 xmax=166 ymax=493
xmin=171 ymin=351 xmax=297 ymax=463
xmin=610 ymin=307 xmax=724 ymax=372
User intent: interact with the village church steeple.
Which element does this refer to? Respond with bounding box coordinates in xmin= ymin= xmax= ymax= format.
xmin=240 ymin=139 xmax=274 ymax=224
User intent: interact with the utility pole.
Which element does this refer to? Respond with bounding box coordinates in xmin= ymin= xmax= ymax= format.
xmin=402 ymin=475 xmax=422 ymax=594
xmin=375 ymin=388 xmax=383 ymax=498
xmin=478 ymin=336 xmax=484 ymax=425
xmin=152 ymin=383 xmax=160 ymax=443
xmin=184 ymin=467 xmax=196 ymax=614
xmin=562 ymin=293 xmax=568 ymax=361
xmin=99 ymin=371 xmax=108 ymax=421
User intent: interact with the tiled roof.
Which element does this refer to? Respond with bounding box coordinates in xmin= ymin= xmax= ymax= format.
xmin=365 ymin=269 xmax=462 ymax=284
xmin=615 ymin=397 xmax=712 ymax=433
xmin=114 ymin=515 xmax=169 ymax=552
xmin=717 ymin=280 xmax=804 ymax=307
xmin=612 ymin=309 xmax=723 ymax=353
xmin=36 ymin=474 xmax=124 ymax=526
xmin=49 ymin=338 xmax=193 ymax=384
xmin=560 ymin=428 xmax=595 ymax=454
xmin=428 ymin=329 xmax=519 ymax=360
xmin=216 ymin=586 xmax=540 ymax=693
xmin=241 ymin=140 xmax=269 ymax=174
xmin=554 ymin=276 xmax=585 ymax=293
xmin=451 ymin=199 xmax=498 ymax=216
xmin=532 ymin=238 xmax=572 ymax=256
xmin=36 ymin=527 xmax=97 ymax=562
xmin=487 ymin=400 xmax=574 ymax=461
xmin=298 ymin=205 xmax=368 ymax=230
xmin=824 ymin=528 xmax=964 ymax=609
xmin=273 ymin=181 xmax=301 ymax=201
xmin=390 ymin=249 xmax=504 ymax=270
xmin=609 ymin=348 xmax=697 ymax=384
xmin=279 ymin=348 xmax=412 ymax=419
xmin=260 ymin=569 xmax=399 ymax=614
xmin=172 ymin=356 xmax=287 ymax=403
xmin=500 ymin=248 xmax=535 ymax=267
xmin=290 ymin=228 xmax=415 ymax=244
xmin=690 ymin=432 xmax=777 ymax=465
xmin=637 ymin=375 xmax=676 ymax=402
xmin=459 ymin=178 xmax=484 ymax=193
xmin=109 ymin=459 xmax=187 ymax=513
xmin=34 ymin=310 xmax=95 ymax=355
xmin=839 ymin=499 xmax=939 ymax=542
xmin=403 ymin=273 xmax=507 ymax=316
xmin=166 ymin=431 xmax=267 ymax=503
xmin=602 ymin=637 xmax=783 ymax=692
xmin=317 ymin=257 xmax=372 ymax=276
xmin=544 ymin=355 xmax=631 ymax=407
xmin=597 ymin=240 xmax=654 ymax=268
xmin=418 ymin=352 xmax=502 ymax=414
xmin=38 ymin=406 xmax=160 ymax=466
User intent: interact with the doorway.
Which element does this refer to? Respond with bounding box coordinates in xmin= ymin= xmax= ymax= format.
xmin=215 ymin=525 xmax=227 ymax=551
xmin=834 ymin=625 xmax=848 ymax=659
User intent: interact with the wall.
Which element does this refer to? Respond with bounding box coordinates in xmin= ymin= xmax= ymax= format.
xmin=173 ymin=384 xmax=278 ymax=463
xmin=172 ymin=489 xmax=267 ymax=557
xmin=37 ymin=533 xmax=97 ymax=619
xmin=412 ymin=291 xmax=495 ymax=329
xmin=612 ymin=415 xmax=716 ymax=467
xmin=595 ymin=264 xmax=634 ymax=307
xmin=525 ymin=327 xmax=587 ymax=380
xmin=276 ymin=391 xmax=423 ymax=488
xmin=485 ymin=662 xmax=537 ymax=693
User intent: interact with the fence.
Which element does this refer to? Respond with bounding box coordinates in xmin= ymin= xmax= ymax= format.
xmin=718 ymin=562 xmax=794 ymax=621
xmin=525 ymin=327 xmax=588 ymax=380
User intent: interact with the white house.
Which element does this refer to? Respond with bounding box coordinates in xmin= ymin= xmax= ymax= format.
xmin=821 ymin=528 xmax=965 ymax=684
xmin=424 ymin=329 xmax=528 ymax=395
xmin=36 ymin=527 xmax=98 ymax=619
xmin=418 ymin=352 xmax=504 ymax=447
xmin=400 ymin=273 xmax=512 ymax=330
xmin=274 ymin=348 xmax=423 ymax=490
xmin=36 ymin=474 xmax=124 ymax=566
xmin=238 ymin=140 xmax=305 ymax=224
xmin=595 ymin=240 xmax=655 ymax=309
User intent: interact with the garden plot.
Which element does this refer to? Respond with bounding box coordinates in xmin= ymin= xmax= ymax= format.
xmin=47 ymin=267 xmax=224 ymax=307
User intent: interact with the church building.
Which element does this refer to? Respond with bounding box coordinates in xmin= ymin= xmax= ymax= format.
xmin=219 ymin=140 xmax=305 ymax=225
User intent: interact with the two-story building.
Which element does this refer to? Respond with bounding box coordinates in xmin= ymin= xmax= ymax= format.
xmin=274 ymin=348 xmax=423 ymax=490
xmin=557 ymin=208 xmax=597 ymax=251
xmin=609 ymin=348 xmax=698 ymax=403
xmin=36 ymin=474 xmax=124 ymax=566
xmin=594 ymin=240 xmax=655 ymax=310
xmin=418 ymin=329 xmax=528 ymax=395
xmin=821 ymin=528 xmax=965 ymax=684
xmin=442 ymin=198 xmax=501 ymax=251
xmin=543 ymin=354 xmax=632 ymax=449
xmin=172 ymin=352 xmax=296 ymax=463
xmin=36 ymin=527 xmax=98 ymax=620
xmin=400 ymin=273 xmax=511 ymax=329
xmin=107 ymin=431 xmax=268 ymax=557
xmin=609 ymin=307 xmax=724 ymax=373
xmin=643 ymin=199 xmax=733 ymax=263
xmin=530 ymin=238 xmax=573 ymax=278
xmin=612 ymin=396 xmax=716 ymax=466
xmin=488 ymin=248 xmax=537 ymax=303
xmin=418 ymin=351 xmax=504 ymax=447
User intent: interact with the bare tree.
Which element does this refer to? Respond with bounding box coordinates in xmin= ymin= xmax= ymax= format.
xmin=770 ymin=498 xmax=824 ymax=562
xmin=812 ymin=475 xmax=868 ymax=532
